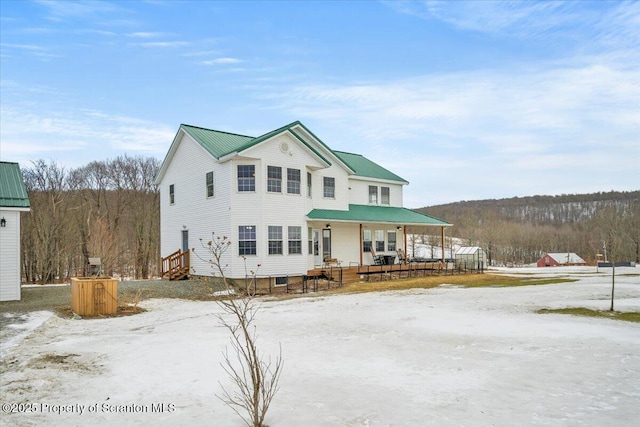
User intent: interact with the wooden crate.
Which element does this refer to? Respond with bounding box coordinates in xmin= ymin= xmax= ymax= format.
xmin=71 ymin=277 xmax=118 ymax=316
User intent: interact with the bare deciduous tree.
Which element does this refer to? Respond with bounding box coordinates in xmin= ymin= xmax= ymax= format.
xmin=195 ymin=234 xmax=283 ymax=427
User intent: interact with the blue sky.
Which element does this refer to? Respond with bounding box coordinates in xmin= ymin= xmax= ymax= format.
xmin=1 ymin=0 xmax=638 ymax=207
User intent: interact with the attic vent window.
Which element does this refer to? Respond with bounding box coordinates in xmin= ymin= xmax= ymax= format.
xmin=279 ymin=142 xmax=289 ymax=153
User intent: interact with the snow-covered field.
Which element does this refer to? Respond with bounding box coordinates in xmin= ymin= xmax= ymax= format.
xmin=1 ymin=267 xmax=639 ymax=426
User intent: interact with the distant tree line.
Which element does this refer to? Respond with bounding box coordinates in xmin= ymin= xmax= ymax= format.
xmin=18 ymin=159 xmax=638 ymax=283
xmin=417 ymin=191 xmax=640 ymax=266
xmin=21 ymin=156 xmax=160 ymax=283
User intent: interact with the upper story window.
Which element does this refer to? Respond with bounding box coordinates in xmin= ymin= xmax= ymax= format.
xmin=369 ymin=186 xmax=378 ymax=204
xmin=267 ymin=166 xmax=282 ymax=193
xmin=287 ymin=168 xmax=301 ymax=194
xmin=381 ymin=187 xmax=390 ymax=205
xmin=237 ymin=165 xmax=255 ymax=192
xmin=206 ymin=171 xmax=214 ymax=198
xmin=323 ymin=177 xmax=335 ymax=198
xmin=169 ymin=184 xmax=175 ymax=204
xmin=238 ymin=225 xmax=256 ymax=255
xmin=307 ymin=172 xmax=312 ymax=197
xmin=268 ymin=225 xmax=283 ymax=255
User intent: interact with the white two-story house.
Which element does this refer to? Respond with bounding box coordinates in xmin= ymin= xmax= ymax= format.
xmin=155 ymin=121 xmax=450 ymax=281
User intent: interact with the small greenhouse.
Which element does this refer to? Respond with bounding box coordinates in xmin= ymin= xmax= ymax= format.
xmin=455 ymin=246 xmax=487 ymax=270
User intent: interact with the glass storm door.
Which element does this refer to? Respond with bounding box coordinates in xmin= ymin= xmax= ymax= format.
xmin=182 ymin=229 xmax=189 ymax=253
xmin=313 ymin=229 xmax=322 ymax=266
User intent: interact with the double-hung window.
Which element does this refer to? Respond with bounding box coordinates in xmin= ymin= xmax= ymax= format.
xmin=267 ymin=166 xmax=282 ymax=193
xmin=268 ymin=226 xmax=283 ymax=255
xmin=288 ymin=226 xmax=302 ymax=254
xmin=387 ymin=230 xmax=397 ymax=251
xmin=369 ymin=186 xmax=378 ymax=204
xmin=375 ymin=230 xmax=385 ymax=252
xmin=238 ymin=226 xmax=256 ymax=255
xmin=206 ymin=171 xmax=214 ymax=198
xmin=237 ymin=165 xmax=255 ymax=192
xmin=363 ymin=229 xmax=372 ymax=252
xmin=307 ymin=172 xmax=312 ymax=197
xmin=323 ymin=177 xmax=335 ymax=198
xmin=169 ymin=184 xmax=175 ymax=204
xmin=287 ymin=168 xmax=301 ymax=194
xmin=381 ymin=187 xmax=390 ymax=205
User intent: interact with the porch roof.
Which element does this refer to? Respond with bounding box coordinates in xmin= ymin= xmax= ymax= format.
xmin=307 ymin=204 xmax=451 ymax=226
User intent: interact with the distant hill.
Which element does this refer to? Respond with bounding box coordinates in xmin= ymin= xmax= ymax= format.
xmin=415 ymin=191 xmax=639 ymax=266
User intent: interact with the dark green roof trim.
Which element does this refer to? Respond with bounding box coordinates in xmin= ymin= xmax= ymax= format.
xmin=0 ymin=162 xmax=30 ymax=208
xmin=307 ymin=204 xmax=451 ymax=226
xmin=333 ymin=151 xmax=408 ymax=183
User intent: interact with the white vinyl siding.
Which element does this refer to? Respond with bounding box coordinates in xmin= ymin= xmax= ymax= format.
xmin=0 ymin=210 xmax=22 ymax=301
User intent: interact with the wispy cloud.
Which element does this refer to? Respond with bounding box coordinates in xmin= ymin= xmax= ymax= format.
xmin=201 ymin=57 xmax=242 ymax=65
xmin=133 ymin=41 xmax=190 ymax=48
xmin=34 ymin=0 xmax=126 ymax=21
xmin=1 ymin=96 xmax=175 ymax=166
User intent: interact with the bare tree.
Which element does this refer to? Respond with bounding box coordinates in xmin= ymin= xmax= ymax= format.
xmin=195 ymin=234 xmax=283 ymax=427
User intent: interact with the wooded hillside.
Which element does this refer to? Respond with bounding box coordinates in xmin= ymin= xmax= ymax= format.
xmin=417 ymin=191 xmax=640 ymax=266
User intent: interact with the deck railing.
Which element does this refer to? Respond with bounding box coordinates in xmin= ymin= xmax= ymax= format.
xmin=161 ymin=249 xmax=190 ymax=280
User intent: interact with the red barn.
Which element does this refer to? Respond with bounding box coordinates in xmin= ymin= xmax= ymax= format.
xmin=537 ymin=253 xmax=586 ymax=267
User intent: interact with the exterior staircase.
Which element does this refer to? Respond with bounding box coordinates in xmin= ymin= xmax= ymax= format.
xmin=161 ymin=249 xmax=190 ymax=280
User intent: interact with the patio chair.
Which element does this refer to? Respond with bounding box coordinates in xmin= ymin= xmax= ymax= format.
xmin=370 ymin=248 xmax=385 ymax=265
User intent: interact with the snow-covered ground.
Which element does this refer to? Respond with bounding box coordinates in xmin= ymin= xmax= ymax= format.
xmin=1 ymin=267 xmax=639 ymax=426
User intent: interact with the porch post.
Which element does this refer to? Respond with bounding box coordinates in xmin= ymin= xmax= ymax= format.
xmin=403 ymin=226 xmax=408 ymax=264
xmin=441 ymin=226 xmax=445 ymax=263
xmin=359 ymin=223 xmax=363 ymax=266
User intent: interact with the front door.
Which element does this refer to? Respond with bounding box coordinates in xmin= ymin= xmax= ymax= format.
xmin=182 ymin=229 xmax=189 ymax=252
xmin=322 ymin=228 xmax=331 ymax=260
xmin=313 ymin=229 xmax=322 ymax=266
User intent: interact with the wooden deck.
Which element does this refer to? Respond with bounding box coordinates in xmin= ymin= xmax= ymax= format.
xmin=306 ymin=261 xmax=455 ymax=287
xmin=240 ymin=261 xmax=483 ymax=295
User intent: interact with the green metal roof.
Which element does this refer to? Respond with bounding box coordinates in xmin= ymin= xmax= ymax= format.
xmin=180 ymin=124 xmax=254 ymax=158
xmin=333 ymin=151 xmax=408 ymax=184
xmin=0 ymin=162 xmax=30 ymax=208
xmin=179 ymin=122 xmax=412 ymax=181
xmin=307 ymin=204 xmax=450 ymax=226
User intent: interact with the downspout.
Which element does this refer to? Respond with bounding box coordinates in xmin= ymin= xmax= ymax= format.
xmin=359 ymin=224 xmax=363 ymax=266
xmin=441 ymin=226 xmax=445 ymax=263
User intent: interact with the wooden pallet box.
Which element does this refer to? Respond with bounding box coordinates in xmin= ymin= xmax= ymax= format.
xmin=71 ymin=277 xmax=118 ymax=316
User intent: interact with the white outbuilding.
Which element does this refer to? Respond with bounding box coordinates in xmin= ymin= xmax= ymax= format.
xmin=0 ymin=162 xmax=31 ymax=301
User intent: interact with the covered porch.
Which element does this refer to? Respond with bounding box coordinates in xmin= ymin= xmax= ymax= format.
xmin=306 ymin=203 xmax=452 ymax=269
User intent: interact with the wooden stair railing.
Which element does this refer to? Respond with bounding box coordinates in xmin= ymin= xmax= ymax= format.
xmin=161 ymin=249 xmax=190 ymax=280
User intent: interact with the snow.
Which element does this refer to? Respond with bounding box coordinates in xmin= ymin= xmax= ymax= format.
xmin=1 ymin=267 xmax=639 ymax=426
